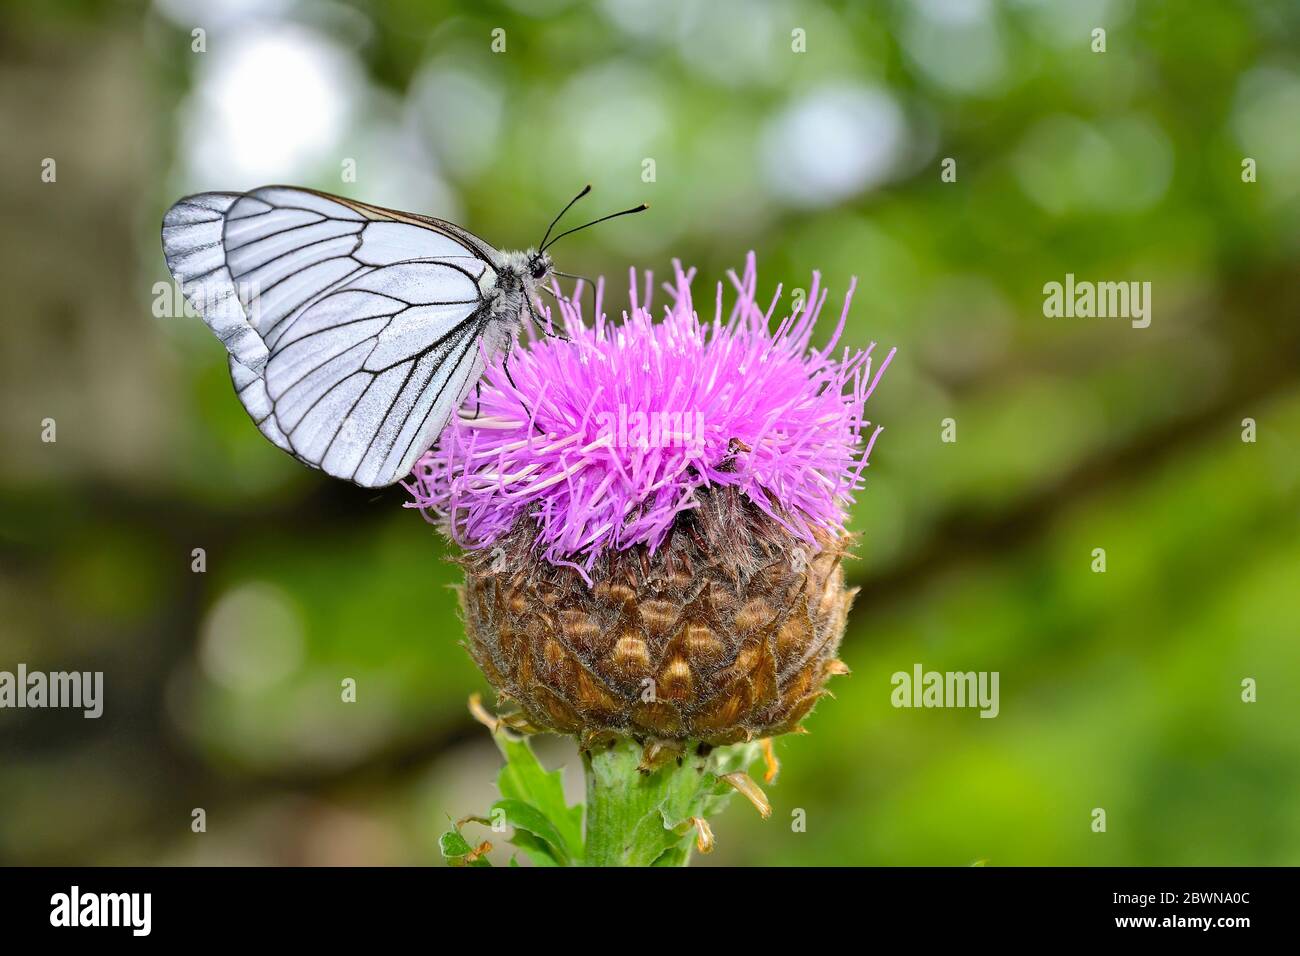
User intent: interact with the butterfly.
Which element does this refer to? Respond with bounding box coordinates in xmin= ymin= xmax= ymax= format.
xmin=161 ymin=184 xmax=644 ymax=487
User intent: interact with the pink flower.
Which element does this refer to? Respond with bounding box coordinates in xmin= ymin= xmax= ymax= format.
xmin=405 ymin=253 xmax=893 ymax=575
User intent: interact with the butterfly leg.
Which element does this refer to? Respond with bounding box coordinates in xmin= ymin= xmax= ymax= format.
xmin=527 ymin=290 xmax=571 ymax=342
xmin=502 ymin=351 xmax=519 ymax=393
xmin=500 ymin=349 xmax=546 ymax=437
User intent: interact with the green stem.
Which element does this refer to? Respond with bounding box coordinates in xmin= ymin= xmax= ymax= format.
xmin=439 ymin=711 xmax=768 ymax=867
xmin=582 ymin=739 xmax=763 ymax=867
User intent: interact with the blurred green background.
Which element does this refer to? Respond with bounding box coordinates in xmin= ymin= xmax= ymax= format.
xmin=1 ymin=0 xmax=1298 ymax=866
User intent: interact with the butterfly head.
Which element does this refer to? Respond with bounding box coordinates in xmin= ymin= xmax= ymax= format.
xmin=526 ymin=249 xmax=554 ymax=283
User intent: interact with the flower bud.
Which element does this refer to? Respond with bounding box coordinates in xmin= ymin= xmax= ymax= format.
xmin=459 ymin=487 xmax=854 ymax=743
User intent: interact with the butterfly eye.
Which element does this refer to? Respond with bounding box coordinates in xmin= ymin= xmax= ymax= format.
xmin=530 ymin=259 xmax=548 ymax=279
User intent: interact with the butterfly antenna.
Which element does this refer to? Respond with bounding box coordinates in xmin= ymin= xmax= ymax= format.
xmin=540 ymin=202 xmax=649 ymax=253
xmin=539 ymin=184 xmax=592 ymax=250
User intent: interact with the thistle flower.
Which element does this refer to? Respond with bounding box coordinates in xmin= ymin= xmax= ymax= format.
xmin=407 ymin=253 xmax=892 ymax=747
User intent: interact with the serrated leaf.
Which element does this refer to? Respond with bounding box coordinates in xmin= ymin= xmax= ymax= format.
xmin=492 ymin=732 xmax=584 ymax=861
xmin=492 ymin=798 xmax=575 ymax=866
xmin=439 ymin=827 xmax=492 ymax=867
xmin=439 ymin=828 xmax=474 ymax=857
xmin=508 ymin=829 xmax=565 ymax=867
xmin=621 ymin=807 xmax=688 ymax=866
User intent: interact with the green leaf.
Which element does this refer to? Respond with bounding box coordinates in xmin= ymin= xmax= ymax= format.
xmin=508 ymin=829 xmax=565 ymax=867
xmin=613 ymin=800 xmax=685 ymax=866
xmin=439 ymin=828 xmax=474 ymax=857
xmin=439 ymin=827 xmax=492 ymax=867
xmin=650 ymin=843 xmax=693 ymax=867
xmin=492 ymin=731 xmax=584 ymax=861
xmin=492 ymin=798 xmax=575 ymax=866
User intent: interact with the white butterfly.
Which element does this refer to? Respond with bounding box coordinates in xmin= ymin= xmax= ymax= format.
xmin=161 ymin=184 xmax=643 ymax=488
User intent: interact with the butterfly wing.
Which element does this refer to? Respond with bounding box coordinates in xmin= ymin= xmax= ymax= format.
xmin=265 ymin=259 xmax=491 ymax=487
xmin=162 ymin=191 xmax=270 ymax=372
xmin=229 ymin=354 xmax=293 ymax=453
xmin=161 ymin=186 xmax=503 ymax=486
